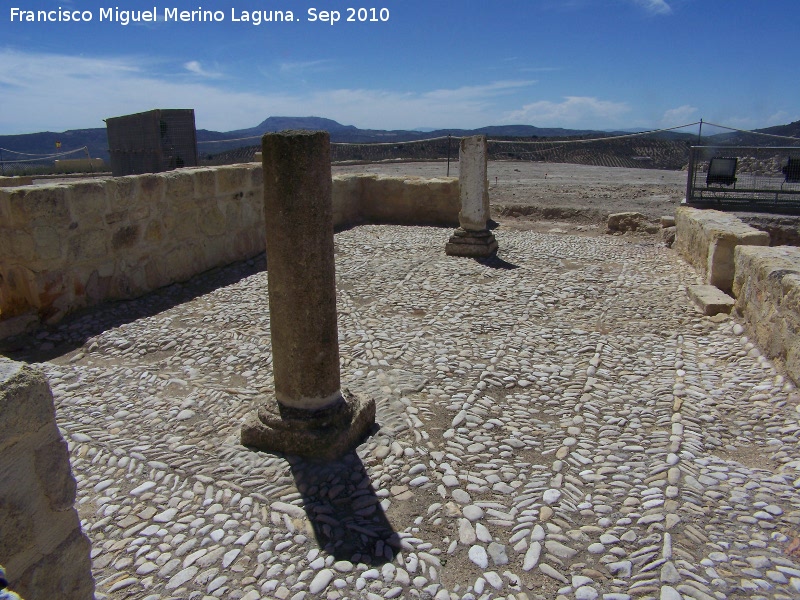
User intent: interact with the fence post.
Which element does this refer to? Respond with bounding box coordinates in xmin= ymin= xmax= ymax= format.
xmin=446 ymin=134 xmax=451 ymax=177
xmin=685 ymin=146 xmax=696 ymax=205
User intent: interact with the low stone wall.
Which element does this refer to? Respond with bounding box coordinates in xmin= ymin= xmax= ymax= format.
xmin=0 ymin=176 xmax=33 ymax=188
xmin=53 ymin=158 xmax=106 ymax=173
xmin=674 ymin=206 xmax=770 ymax=293
xmin=0 ymin=165 xmax=458 ymax=335
xmin=335 ymin=173 xmax=459 ymax=227
xmin=733 ymin=245 xmax=800 ymax=384
xmin=0 ymin=358 xmax=95 ymax=599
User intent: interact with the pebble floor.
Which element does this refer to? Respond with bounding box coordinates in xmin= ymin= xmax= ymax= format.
xmin=26 ymin=225 xmax=800 ymax=600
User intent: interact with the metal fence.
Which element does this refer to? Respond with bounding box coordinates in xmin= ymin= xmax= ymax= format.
xmin=0 ymin=146 xmax=97 ymax=176
xmin=686 ymin=146 xmax=800 ymax=214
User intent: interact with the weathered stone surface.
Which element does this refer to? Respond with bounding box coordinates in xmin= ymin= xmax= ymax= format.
xmin=687 ymin=284 xmax=735 ymax=316
xmin=675 ymin=206 xmax=769 ymax=293
xmin=687 ymin=285 xmax=736 ymax=316
xmin=0 ymin=360 xmax=56 ymax=451
xmin=334 ymin=174 xmax=459 ymax=228
xmin=446 ymin=135 xmax=498 ymax=257
xmin=1 ymin=164 xmax=459 ymax=337
xmin=445 ymin=228 xmax=498 ymax=258
xmin=260 ymin=130 xmax=341 ymax=409
xmin=241 ymin=130 xmax=375 ymax=459
xmin=662 ymin=226 xmax=677 ymax=248
xmin=733 ymin=245 xmax=800 ymax=384
xmin=0 ymin=358 xmax=94 ymax=599
xmin=241 ymin=390 xmax=376 ymax=460
xmin=607 ymin=212 xmax=659 ymax=234
xmin=457 ymin=136 xmax=490 ymax=231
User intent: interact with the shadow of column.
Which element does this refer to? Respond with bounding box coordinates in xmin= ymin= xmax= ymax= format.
xmin=286 ymin=449 xmax=400 ymax=566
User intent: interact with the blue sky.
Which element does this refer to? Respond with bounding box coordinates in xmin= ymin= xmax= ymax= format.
xmin=1 ymin=0 xmax=797 ymax=134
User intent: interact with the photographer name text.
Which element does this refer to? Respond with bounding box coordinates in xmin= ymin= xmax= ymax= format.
xmin=9 ymin=6 xmax=390 ymax=26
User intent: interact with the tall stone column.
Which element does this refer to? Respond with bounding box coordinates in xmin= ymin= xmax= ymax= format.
xmin=445 ymin=135 xmax=499 ymax=257
xmin=241 ymin=130 xmax=375 ymax=460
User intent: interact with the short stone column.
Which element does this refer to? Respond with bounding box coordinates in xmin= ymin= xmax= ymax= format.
xmin=241 ymin=130 xmax=375 ymax=460
xmin=445 ymin=135 xmax=498 ymax=257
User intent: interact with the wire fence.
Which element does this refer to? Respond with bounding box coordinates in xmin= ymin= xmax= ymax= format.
xmin=3 ymin=120 xmax=799 ymax=177
xmin=0 ymin=146 xmax=100 ymax=176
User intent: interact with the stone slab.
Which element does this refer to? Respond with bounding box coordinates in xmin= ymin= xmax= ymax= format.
xmin=687 ymin=284 xmax=735 ymax=316
xmin=675 ymin=206 xmax=770 ymax=294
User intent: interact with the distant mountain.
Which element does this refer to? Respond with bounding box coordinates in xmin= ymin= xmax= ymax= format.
xmin=705 ymin=119 xmax=800 ymax=146
xmin=2 ymin=116 xmax=797 ymax=169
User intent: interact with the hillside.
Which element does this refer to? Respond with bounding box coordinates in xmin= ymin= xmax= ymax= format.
xmin=1 ymin=116 xmax=798 ymax=175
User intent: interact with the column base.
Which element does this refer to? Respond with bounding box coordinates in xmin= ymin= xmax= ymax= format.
xmin=445 ymin=228 xmax=498 ymax=258
xmin=240 ymin=389 xmax=376 ymax=461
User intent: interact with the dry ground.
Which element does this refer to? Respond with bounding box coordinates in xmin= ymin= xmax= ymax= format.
xmin=333 ymin=160 xmax=686 ymax=230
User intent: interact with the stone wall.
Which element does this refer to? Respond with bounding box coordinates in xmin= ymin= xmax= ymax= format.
xmin=733 ymin=245 xmax=800 ymax=385
xmin=674 ymin=206 xmax=770 ymax=293
xmin=335 ymin=173 xmax=459 ymax=228
xmin=0 ymin=358 xmax=94 ymax=599
xmin=0 ymin=165 xmax=458 ymax=336
xmin=0 ymin=176 xmax=33 ymax=188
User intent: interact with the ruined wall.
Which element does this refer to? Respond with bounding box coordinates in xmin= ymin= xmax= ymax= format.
xmin=674 ymin=206 xmax=770 ymax=294
xmin=0 ymin=176 xmax=33 ymax=188
xmin=733 ymin=245 xmax=800 ymax=385
xmin=0 ymin=358 xmax=95 ymax=599
xmin=0 ymin=164 xmax=265 ymax=333
xmin=0 ymin=166 xmax=459 ymax=336
xmin=335 ymin=173 xmax=459 ymax=228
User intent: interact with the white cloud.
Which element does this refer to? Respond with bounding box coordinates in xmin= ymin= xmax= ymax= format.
xmin=631 ymin=0 xmax=672 ymax=15
xmin=278 ymin=59 xmax=333 ymax=74
xmin=0 ymin=49 xmax=537 ymax=134
xmin=503 ymin=96 xmax=631 ymax=128
xmin=184 ymin=61 xmax=222 ymax=78
xmin=661 ymin=105 xmax=698 ymax=126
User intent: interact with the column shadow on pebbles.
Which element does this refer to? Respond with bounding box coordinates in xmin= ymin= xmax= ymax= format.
xmin=287 ymin=452 xmax=400 ymax=565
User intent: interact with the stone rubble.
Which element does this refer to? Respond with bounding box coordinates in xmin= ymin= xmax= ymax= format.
xmin=17 ymin=224 xmax=800 ymax=600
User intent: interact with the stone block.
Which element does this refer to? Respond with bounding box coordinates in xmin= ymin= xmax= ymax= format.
xmin=662 ymin=226 xmax=676 ymax=248
xmin=0 ymin=228 xmax=35 ymax=260
xmin=0 ymin=265 xmax=38 ymax=321
xmin=66 ymin=182 xmax=108 ymax=228
xmin=675 ymin=206 xmax=770 ymax=294
xmin=137 ymin=173 xmax=164 ymax=204
xmin=67 ymin=228 xmax=108 ymax=262
xmin=0 ymin=176 xmax=33 ymax=187
xmin=445 ymin=228 xmax=498 ymax=258
xmin=0 ymin=361 xmax=56 ymax=451
xmin=661 ymin=215 xmax=676 ymax=228
xmin=111 ymin=223 xmax=141 ymax=251
xmin=607 ymin=212 xmax=659 ymax=234
xmin=0 ymin=359 xmax=95 ymax=599
xmin=7 ymin=185 xmax=71 ymax=229
xmin=733 ymin=245 xmax=800 ymax=384
xmin=31 ymin=225 xmax=64 ymax=261
xmin=216 ymin=165 xmax=250 ymax=195
xmin=163 ymin=170 xmax=195 ymax=204
xmin=192 ymin=168 xmax=217 ymax=199
xmin=687 ymin=284 xmax=735 ymax=316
